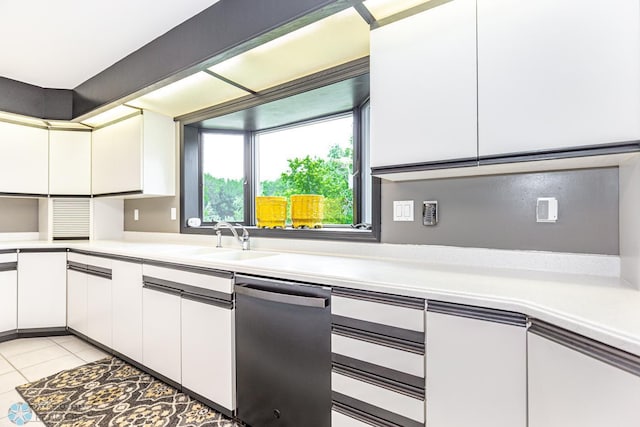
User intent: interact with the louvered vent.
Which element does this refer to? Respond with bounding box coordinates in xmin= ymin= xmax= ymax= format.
xmin=52 ymin=198 xmax=90 ymax=240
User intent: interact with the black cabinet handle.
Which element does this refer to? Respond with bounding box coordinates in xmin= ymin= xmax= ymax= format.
xmin=235 ymin=284 xmax=328 ymax=308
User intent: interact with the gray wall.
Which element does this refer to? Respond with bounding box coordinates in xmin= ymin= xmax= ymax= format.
xmin=380 ymin=168 xmax=619 ymax=255
xmin=0 ymin=198 xmax=39 ymax=232
xmin=124 ymin=196 xmax=180 ymax=233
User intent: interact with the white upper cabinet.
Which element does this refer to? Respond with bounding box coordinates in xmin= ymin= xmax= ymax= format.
xmin=478 ymin=0 xmax=640 ymax=156
xmin=370 ymin=0 xmax=478 ymax=168
xmin=91 ymin=110 xmax=175 ymax=196
xmin=49 ymin=130 xmax=91 ymax=195
xmin=0 ymin=121 xmax=48 ymax=195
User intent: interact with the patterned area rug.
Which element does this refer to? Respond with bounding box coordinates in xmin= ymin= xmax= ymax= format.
xmin=15 ymin=357 xmax=240 ymax=427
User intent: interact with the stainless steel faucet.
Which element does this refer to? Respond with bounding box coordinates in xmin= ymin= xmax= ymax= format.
xmin=214 ymin=221 xmax=250 ymax=251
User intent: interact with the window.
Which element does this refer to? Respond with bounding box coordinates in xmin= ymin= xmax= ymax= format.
xmin=201 ymin=132 xmax=245 ymax=223
xmin=197 ymin=111 xmax=369 ymax=229
xmin=256 ymin=115 xmax=355 ymax=225
xmin=180 ymin=66 xmax=379 ymax=241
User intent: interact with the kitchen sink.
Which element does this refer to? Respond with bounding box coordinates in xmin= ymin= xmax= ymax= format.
xmin=195 ymin=250 xmax=277 ymax=262
xmin=172 ymin=246 xmax=234 ymax=256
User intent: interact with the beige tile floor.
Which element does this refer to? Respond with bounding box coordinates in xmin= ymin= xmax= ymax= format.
xmin=0 ymin=335 xmax=109 ymax=426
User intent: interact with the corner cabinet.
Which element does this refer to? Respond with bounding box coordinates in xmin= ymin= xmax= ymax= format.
xmin=528 ymin=321 xmax=640 ymax=427
xmin=0 ymin=121 xmax=48 ymax=195
xmin=426 ymin=301 xmax=527 ymax=427
xmin=49 ymin=130 xmax=92 ymax=196
xmin=477 ymin=0 xmax=640 ymax=156
xmin=91 ymin=110 xmax=175 ymax=197
xmin=370 ymin=0 xmax=477 ymax=169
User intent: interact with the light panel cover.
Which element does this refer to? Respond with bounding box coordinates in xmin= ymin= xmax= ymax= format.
xmin=128 ymin=72 xmax=250 ymax=117
xmin=208 ymin=7 xmax=369 ymax=92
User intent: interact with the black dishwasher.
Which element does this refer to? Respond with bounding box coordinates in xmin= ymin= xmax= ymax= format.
xmin=235 ymin=275 xmax=331 ymax=427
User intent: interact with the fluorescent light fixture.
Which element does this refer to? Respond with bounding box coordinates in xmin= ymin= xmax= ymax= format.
xmin=363 ymin=0 xmax=432 ymax=20
xmin=208 ymin=7 xmax=369 ymax=92
xmin=46 ymin=121 xmax=92 ymax=130
xmin=80 ymin=105 xmax=140 ymax=127
xmin=128 ymin=72 xmax=249 ymax=117
xmin=0 ymin=110 xmax=47 ymax=127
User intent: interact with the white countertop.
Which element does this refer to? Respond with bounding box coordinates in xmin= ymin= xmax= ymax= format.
xmin=3 ymin=239 xmax=640 ymax=357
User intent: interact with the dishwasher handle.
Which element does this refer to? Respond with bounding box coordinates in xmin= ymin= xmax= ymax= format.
xmin=235 ymin=284 xmax=329 ymax=308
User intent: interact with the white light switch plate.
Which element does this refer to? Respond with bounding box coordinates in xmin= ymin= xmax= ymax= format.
xmin=393 ymin=200 xmax=414 ymax=222
xmin=134 ymin=209 xmax=139 ymax=221
xmin=170 ymin=207 xmax=177 ymax=221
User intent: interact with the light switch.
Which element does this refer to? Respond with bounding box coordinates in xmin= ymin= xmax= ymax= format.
xmin=393 ymin=200 xmax=414 ymax=222
xmin=134 ymin=209 xmax=139 ymax=221
xmin=170 ymin=207 xmax=177 ymax=221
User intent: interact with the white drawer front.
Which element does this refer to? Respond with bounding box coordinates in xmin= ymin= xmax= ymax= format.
xmin=67 ymin=252 xmax=88 ymax=264
xmin=332 ymin=372 xmax=425 ymax=424
xmin=143 ymin=264 xmax=233 ymax=294
xmin=332 ymin=333 xmax=424 ymax=378
xmin=332 ymin=295 xmax=424 ymax=332
xmin=332 ymin=410 xmax=373 ymax=427
xmin=84 ymin=255 xmax=112 ymax=269
xmin=0 ymin=253 xmax=17 ymax=263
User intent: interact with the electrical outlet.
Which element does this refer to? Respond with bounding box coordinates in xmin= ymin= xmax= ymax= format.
xmin=536 ymin=197 xmax=558 ymax=223
xmin=134 ymin=209 xmax=139 ymax=221
xmin=393 ymin=200 xmax=414 ymax=222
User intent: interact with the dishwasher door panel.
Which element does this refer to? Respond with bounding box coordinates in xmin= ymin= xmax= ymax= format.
xmin=236 ymin=279 xmax=331 ymax=427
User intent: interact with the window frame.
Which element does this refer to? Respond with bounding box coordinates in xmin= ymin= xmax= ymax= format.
xmin=198 ymin=129 xmax=251 ymax=226
xmin=179 ymin=59 xmax=380 ymax=242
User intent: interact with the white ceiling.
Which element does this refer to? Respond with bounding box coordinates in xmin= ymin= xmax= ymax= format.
xmin=0 ymin=0 xmax=220 ymax=89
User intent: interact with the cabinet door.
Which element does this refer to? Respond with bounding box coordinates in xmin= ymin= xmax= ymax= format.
xmin=142 ymin=286 xmax=181 ymax=383
xmin=0 ymin=121 xmax=48 ymax=195
xmin=49 ymin=130 xmax=91 ymax=195
xmin=529 ymin=332 xmax=640 ymax=427
xmin=478 ymin=0 xmax=640 ymax=156
xmin=67 ymin=269 xmax=88 ymax=335
xmin=0 ymin=270 xmax=17 ymax=334
xmin=370 ymin=0 xmax=477 ymax=167
xmin=426 ymin=310 xmax=527 ymax=427
xmin=17 ymin=252 xmax=67 ymax=329
xmin=91 ymin=115 xmax=143 ymax=195
xmin=111 ymin=261 xmax=143 ymax=363
xmin=181 ymin=297 xmax=235 ymax=412
xmin=87 ymin=274 xmax=112 ymax=348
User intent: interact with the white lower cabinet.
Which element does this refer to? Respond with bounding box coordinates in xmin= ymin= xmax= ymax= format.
xmin=528 ymin=326 xmax=640 ymax=427
xmin=66 ymin=269 xmax=88 ymax=335
xmin=426 ymin=302 xmax=527 ymax=427
xmin=67 ymin=253 xmax=113 ymax=347
xmin=111 ymin=260 xmax=143 ymax=363
xmin=0 ymin=253 xmax=18 ymax=334
xmin=17 ymin=251 xmax=67 ymax=329
xmin=181 ymin=296 xmax=235 ymax=412
xmin=142 ymin=284 xmax=182 ymax=384
xmin=142 ymin=263 xmax=235 ymax=411
xmin=87 ymin=274 xmax=112 ymax=348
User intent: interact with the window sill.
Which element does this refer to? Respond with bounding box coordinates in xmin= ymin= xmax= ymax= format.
xmin=180 ymin=224 xmax=380 ymax=242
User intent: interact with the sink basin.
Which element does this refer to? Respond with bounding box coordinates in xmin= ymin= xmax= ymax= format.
xmin=195 ymin=250 xmax=277 ymax=262
xmin=172 ymin=246 xmax=233 ymax=256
